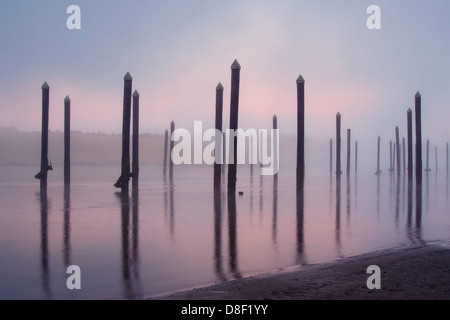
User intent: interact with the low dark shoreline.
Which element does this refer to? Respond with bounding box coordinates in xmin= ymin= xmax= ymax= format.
xmin=149 ymin=243 xmax=450 ymax=300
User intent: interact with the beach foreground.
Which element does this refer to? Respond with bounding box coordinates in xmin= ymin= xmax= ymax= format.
xmin=149 ymin=243 xmax=450 ymax=300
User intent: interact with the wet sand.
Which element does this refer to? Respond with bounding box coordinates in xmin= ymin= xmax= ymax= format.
xmin=149 ymin=243 xmax=450 ymax=300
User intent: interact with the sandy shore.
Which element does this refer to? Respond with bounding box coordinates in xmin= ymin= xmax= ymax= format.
xmin=149 ymin=242 xmax=450 ymax=300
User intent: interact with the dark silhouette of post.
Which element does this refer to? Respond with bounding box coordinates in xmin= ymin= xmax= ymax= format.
xmin=36 ymin=82 xmax=51 ymax=188
xmin=355 ymin=141 xmax=358 ymax=174
xmin=330 ymin=139 xmax=333 ymax=174
xmin=273 ymin=114 xmax=278 ymax=180
xmin=132 ymin=90 xmax=140 ymax=187
xmin=425 ymin=139 xmax=431 ymax=173
xmin=214 ymin=83 xmax=224 ymax=190
xmin=115 ymin=72 xmax=133 ymax=189
xmin=375 ymin=136 xmax=381 ymax=175
xmin=395 ymin=126 xmax=401 ymax=178
xmin=296 ymin=75 xmax=305 ymax=186
xmin=163 ymin=129 xmax=168 ymax=178
xmin=64 ymin=96 xmax=71 ymax=185
xmin=169 ymin=121 xmax=175 ymax=180
xmin=407 ymin=108 xmax=413 ymax=180
xmin=415 ymin=92 xmax=422 ymax=184
xmin=402 ymin=137 xmax=406 ymax=176
xmin=228 ymin=60 xmax=241 ymax=194
xmin=336 ymin=113 xmax=341 ymax=178
xmin=346 ymin=129 xmax=351 ymax=176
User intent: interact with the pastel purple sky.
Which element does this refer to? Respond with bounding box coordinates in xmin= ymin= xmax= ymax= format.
xmin=0 ymin=1 xmax=449 ymax=148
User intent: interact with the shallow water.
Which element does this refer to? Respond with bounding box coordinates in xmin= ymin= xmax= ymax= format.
xmin=0 ymin=164 xmax=448 ymax=299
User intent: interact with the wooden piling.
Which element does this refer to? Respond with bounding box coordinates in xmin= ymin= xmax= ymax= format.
xmin=296 ymin=75 xmax=305 ymax=185
xmin=402 ymin=137 xmax=406 ymax=176
xmin=396 ymin=126 xmax=401 ymax=177
xmin=163 ymin=129 xmax=168 ymax=177
xmin=169 ymin=121 xmax=175 ymax=180
xmin=132 ymin=90 xmax=140 ymax=186
xmin=336 ymin=113 xmax=341 ymax=178
xmin=346 ymin=129 xmax=351 ymax=176
xmin=228 ymin=60 xmax=241 ymax=194
xmin=64 ymin=95 xmax=70 ymax=185
xmin=37 ymin=82 xmax=50 ymax=188
xmin=375 ymin=136 xmax=381 ymax=175
xmin=273 ymin=114 xmax=278 ymax=180
xmin=214 ymin=83 xmax=224 ymax=190
xmin=114 ymin=72 xmax=133 ymax=189
xmin=407 ymin=108 xmax=413 ymax=180
xmin=415 ymin=92 xmax=422 ymax=184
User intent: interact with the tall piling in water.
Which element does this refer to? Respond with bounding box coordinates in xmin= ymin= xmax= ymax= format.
xmin=346 ymin=129 xmax=351 ymax=176
xmin=396 ymin=127 xmax=401 ymax=178
xmin=375 ymin=136 xmax=381 ymax=175
xmin=163 ymin=129 xmax=168 ymax=178
xmin=336 ymin=113 xmax=341 ymax=179
xmin=296 ymin=75 xmax=305 ymax=186
xmin=114 ymin=72 xmax=133 ymax=189
xmin=415 ymin=92 xmax=422 ymax=184
xmin=273 ymin=114 xmax=278 ymax=181
xmin=132 ymin=90 xmax=140 ymax=187
xmin=407 ymin=108 xmax=413 ymax=180
xmin=64 ymin=96 xmax=71 ymax=185
xmin=169 ymin=121 xmax=175 ymax=180
xmin=37 ymin=82 xmax=50 ymax=189
xmin=214 ymin=83 xmax=224 ymax=190
xmin=228 ymin=60 xmax=241 ymax=194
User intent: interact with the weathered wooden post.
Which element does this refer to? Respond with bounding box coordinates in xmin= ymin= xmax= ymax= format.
xmin=228 ymin=60 xmax=241 ymax=194
xmin=415 ymin=92 xmax=422 ymax=184
xmin=425 ymin=139 xmax=431 ymax=173
xmin=355 ymin=141 xmax=358 ymax=174
xmin=163 ymin=129 xmax=168 ymax=178
xmin=132 ymin=90 xmax=140 ymax=187
xmin=346 ymin=129 xmax=351 ymax=176
xmin=297 ymin=75 xmax=305 ymax=186
xmin=396 ymin=126 xmax=401 ymax=177
xmin=407 ymin=108 xmax=413 ymax=180
xmin=36 ymin=82 xmax=51 ymax=188
xmin=114 ymin=72 xmax=133 ymax=189
xmin=375 ymin=136 xmax=381 ymax=175
xmin=336 ymin=113 xmax=341 ymax=178
xmin=273 ymin=114 xmax=278 ymax=180
xmin=330 ymin=139 xmax=333 ymax=174
xmin=64 ymin=95 xmax=71 ymax=185
xmin=214 ymin=83 xmax=224 ymax=190
xmin=169 ymin=121 xmax=175 ymax=180
xmin=402 ymin=137 xmax=406 ymax=176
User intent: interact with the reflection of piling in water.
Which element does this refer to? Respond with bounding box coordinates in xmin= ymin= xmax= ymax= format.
xmin=169 ymin=121 xmax=175 ymax=180
xmin=272 ymin=169 xmax=278 ymax=247
xmin=63 ymin=184 xmax=71 ymax=267
xmin=115 ymin=73 xmax=133 ymax=190
xmin=355 ymin=141 xmax=358 ymax=174
xmin=36 ymin=82 xmax=51 ymax=188
xmin=336 ymin=113 xmax=341 ymax=178
xmin=415 ymin=92 xmax=422 ymax=185
xmin=395 ymin=127 xmax=401 ymax=178
xmin=346 ymin=129 xmax=351 ymax=177
xmin=296 ymin=75 xmax=305 ymax=186
xmin=330 ymin=139 xmax=333 ymax=174
xmin=163 ymin=130 xmax=168 ymax=178
xmin=296 ymin=175 xmax=306 ymax=264
xmin=214 ymin=83 xmax=224 ymax=190
xmin=425 ymin=139 xmax=431 ymax=173
xmin=213 ymin=189 xmax=225 ymax=280
xmin=227 ymin=192 xmax=241 ymax=278
xmin=335 ymin=170 xmax=342 ymax=256
xmin=118 ymin=190 xmax=132 ymax=298
xmin=39 ymin=188 xmax=50 ymax=297
xmin=389 ymin=140 xmax=393 ymax=172
xmin=407 ymin=109 xmax=413 ymax=181
xmin=375 ymin=136 xmax=381 ymax=175
xmin=132 ymin=90 xmax=140 ymax=187
xmin=131 ymin=186 xmax=140 ymax=283
xmin=228 ymin=60 xmax=241 ymax=194
xmin=64 ymin=96 xmax=71 ymax=185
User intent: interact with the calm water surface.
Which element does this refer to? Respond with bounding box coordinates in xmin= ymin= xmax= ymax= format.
xmin=0 ymin=164 xmax=448 ymax=299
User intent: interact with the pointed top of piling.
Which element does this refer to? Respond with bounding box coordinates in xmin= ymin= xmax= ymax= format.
xmin=337 ymin=112 xmax=341 ymax=117
xmin=133 ymin=90 xmax=139 ymax=97
xmin=273 ymin=114 xmax=277 ymax=119
xmin=165 ymin=129 xmax=168 ymax=134
xmin=407 ymin=108 xmax=412 ymax=113
xmin=296 ymin=75 xmax=305 ymax=84
xmin=216 ymin=83 xmax=224 ymax=91
xmin=415 ymin=91 xmax=421 ymax=98
xmin=124 ymin=72 xmax=133 ymax=81
xmin=170 ymin=120 xmax=175 ymax=126
xmin=231 ymin=59 xmax=241 ymax=70
xmin=42 ymin=82 xmax=49 ymax=90
xmin=64 ymin=95 xmax=70 ymax=102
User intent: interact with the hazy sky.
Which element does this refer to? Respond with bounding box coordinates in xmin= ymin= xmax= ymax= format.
xmin=0 ymin=1 xmax=449 ymax=149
